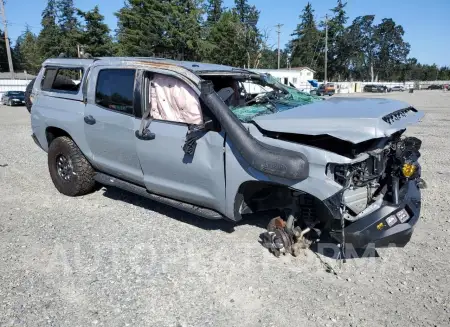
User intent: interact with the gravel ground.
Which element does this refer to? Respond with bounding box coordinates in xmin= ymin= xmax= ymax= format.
xmin=1 ymin=91 xmax=449 ymax=327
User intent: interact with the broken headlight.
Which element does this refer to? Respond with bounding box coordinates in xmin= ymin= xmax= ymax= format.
xmin=328 ymin=154 xmax=387 ymax=187
xmin=391 ymin=137 xmax=422 ymax=179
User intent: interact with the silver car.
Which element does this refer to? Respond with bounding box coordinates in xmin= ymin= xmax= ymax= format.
xmin=29 ymin=57 xmax=425 ymax=257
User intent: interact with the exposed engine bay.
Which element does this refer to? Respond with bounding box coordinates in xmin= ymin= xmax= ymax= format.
xmin=259 ymin=134 xmax=425 ymax=258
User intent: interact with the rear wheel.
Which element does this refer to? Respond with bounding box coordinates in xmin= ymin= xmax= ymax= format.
xmin=48 ymin=136 xmax=96 ymax=196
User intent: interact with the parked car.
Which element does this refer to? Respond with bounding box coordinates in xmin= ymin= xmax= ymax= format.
xmin=427 ymin=84 xmax=443 ymax=90
xmin=29 ymin=57 xmax=425 ymax=257
xmin=1 ymin=91 xmax=25 ymax=106
xmin=315 ymin=83 xmax=335 ymax=96
xmin=389 ymin=86 xmax=406 ymax=92
xmin=363 ymin=84 xmax=388 ymax=93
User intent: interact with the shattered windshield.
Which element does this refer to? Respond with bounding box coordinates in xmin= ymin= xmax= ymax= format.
xmin=202 ymin=73 xmax=322 ymax=123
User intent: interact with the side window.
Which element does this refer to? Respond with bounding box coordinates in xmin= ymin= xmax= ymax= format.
xmin=41 ymin=67 xmax=83 ymax=92
xmin=95 ymin=69 xmax=135 ymax=115
xmin=41 ymin=68 xmax=58 ymax=90
xmin=148 ymin=73 xmax=203 ymax=125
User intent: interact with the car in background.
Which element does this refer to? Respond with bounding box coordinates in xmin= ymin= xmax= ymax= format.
xmin=363 ymin=84 xmax=388 ymax=93
xmin=389 ymin=86 xmax=406 ymax=92
xmin=427 ymin=84 xmax=443 ymax=90
xmin=1 ymin=91 xmax=25 ymax=106
xmin=315 ymin=83 xmax=335 ymax=96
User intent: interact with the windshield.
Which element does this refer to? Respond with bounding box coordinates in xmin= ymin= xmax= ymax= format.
xmin=9 ymin=91 xmax=24 ymax=96
xmin=201 ymin=73 xmax=322 ymax=123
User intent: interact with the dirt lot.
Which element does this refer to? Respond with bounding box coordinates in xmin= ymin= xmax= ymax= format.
xmin=0 ymin=91 xmax=449 ymax=327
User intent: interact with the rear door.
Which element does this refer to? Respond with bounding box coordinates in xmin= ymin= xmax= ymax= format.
xmin=84 ymin=67 xmax=144 ymax=185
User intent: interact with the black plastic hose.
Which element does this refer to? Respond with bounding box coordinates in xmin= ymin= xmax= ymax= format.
xmin=200 ymin=81 xmax=309 ymax=181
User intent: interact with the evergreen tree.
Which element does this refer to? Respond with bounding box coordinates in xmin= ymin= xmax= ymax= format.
xmin=290 ymin=2 xmax=322 ymax=72
xmin=206 ymin=10 xmax=246 ymax=67
xmin=57 ymin=0 xmax=81 ymax=57
xmin=205 ymin=0 xmax=223 ymax=24
xmin=170 ymin=0 xmax=205 ymax=60
xmin=116 ymin=0 xmax=205 ymax=60
xmin=78 ymin=6 xmax=113 ymax=57
xmin=345 ymin=15 xmax=376 ymax=80
xmin=372 ymin=18 xmax=410 ymax=81
xmin=14 ymin=28 xmax=41 ymax=74
xmin=232 ymin=0 xmax=260 ymax=67
xmin=326 ymin=0 xmax=349 ymax=80
xmin=38 ymin=0 xmax=61 ymax=59
xmin=116 ymin=0 xmax=176 ymax=57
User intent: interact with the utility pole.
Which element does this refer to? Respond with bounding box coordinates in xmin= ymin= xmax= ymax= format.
xmin=0 ymin=0 xmax=14 ymax=79
xmin=324 ymin=14 xmax=328 ymax=83
xmin=275 ymin=23 xmax=283 ymax=69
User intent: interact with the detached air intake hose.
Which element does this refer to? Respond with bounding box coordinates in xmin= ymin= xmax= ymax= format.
xmin=200 ymin=81 xmax=309 ymax=180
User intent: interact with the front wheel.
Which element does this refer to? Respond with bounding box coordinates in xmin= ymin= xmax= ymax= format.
xmin=48 ymin=136 xmax=96 ymax=196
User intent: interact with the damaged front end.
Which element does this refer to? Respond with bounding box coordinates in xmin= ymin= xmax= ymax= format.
xmin=261 ymin=134 xmax=425 ymax=258
xmin=326 ymin=135 xmax=424 ymax=250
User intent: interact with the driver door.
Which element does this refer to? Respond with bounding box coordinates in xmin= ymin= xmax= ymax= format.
xmin=135 ymin=71 xmax=226 ymax=213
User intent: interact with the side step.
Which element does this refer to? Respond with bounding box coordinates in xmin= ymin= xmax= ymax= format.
xmin=94 ymin=173 xmax=224 ymax=220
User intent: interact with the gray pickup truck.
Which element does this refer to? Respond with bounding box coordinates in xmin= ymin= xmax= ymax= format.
xmin=29 ymin=57 xmax=425 ymax=257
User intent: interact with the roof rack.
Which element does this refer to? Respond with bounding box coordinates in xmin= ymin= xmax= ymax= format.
xmin=57 ymin=52 xmax=95 ymax=59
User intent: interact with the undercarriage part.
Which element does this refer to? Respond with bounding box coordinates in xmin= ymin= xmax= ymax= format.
xmin=417 ymin=178 xmax=427 ymax=189
xmin=261 ymin=216 xmax=313 ymax=257
xmin=392 ymin=176 xmax=400 ymax=205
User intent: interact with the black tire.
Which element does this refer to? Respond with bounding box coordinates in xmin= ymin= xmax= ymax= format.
xmin=25 ymin=78 xmax=36 ymax=113
xmin=48 ymin=136 xmax=96 ymax=196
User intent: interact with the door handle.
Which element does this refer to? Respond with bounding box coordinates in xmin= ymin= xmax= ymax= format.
xmin=84 ymin=115 xmax=96 ymax=125
xmin=135 ymin=129 xmax=155 ymax=141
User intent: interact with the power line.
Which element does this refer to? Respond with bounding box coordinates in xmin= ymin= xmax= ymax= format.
xmin=5 ymin=22 xmax=40 ymax=30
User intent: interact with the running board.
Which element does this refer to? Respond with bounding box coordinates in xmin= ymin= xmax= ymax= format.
xmin=94 ymin=173 xmax=224 ymax=220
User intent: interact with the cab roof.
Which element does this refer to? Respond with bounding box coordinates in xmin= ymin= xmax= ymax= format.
xmin=43 ymin=57 xmax=251 ymax=74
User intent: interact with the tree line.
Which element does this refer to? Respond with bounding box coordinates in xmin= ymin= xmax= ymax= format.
xmin=7 ymin=0 xmax=450 ymax=81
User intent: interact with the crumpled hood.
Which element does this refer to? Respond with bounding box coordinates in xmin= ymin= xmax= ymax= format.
xmin=252 ymin=97 xmax=424 ymax=144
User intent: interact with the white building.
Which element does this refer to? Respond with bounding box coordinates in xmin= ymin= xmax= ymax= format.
xmin=0 ymin=72 xmax=35 ymax=97
xmin=250 ymin=67 xmax=315 ymax=89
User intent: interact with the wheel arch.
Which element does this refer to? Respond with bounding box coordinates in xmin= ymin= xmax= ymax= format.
xmin=232 ymin=180 xmax=336 ymax=229
xmin=45 ymin=126 xmax=73 ymax=146
xmin=233 ymin=181 xmax=297 ymax=221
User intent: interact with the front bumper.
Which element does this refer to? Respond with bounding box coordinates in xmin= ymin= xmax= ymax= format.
xmin=329 ymin=180 xmax=421 ymax=248
xmin=11 ymin=99 xmax=25 ymax=105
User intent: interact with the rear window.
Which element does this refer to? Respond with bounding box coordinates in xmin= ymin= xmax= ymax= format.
xmin=41 ymin=67 xmax=83 ymax=92
xmin=95 ymin=69 xmax=135 ymax=115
